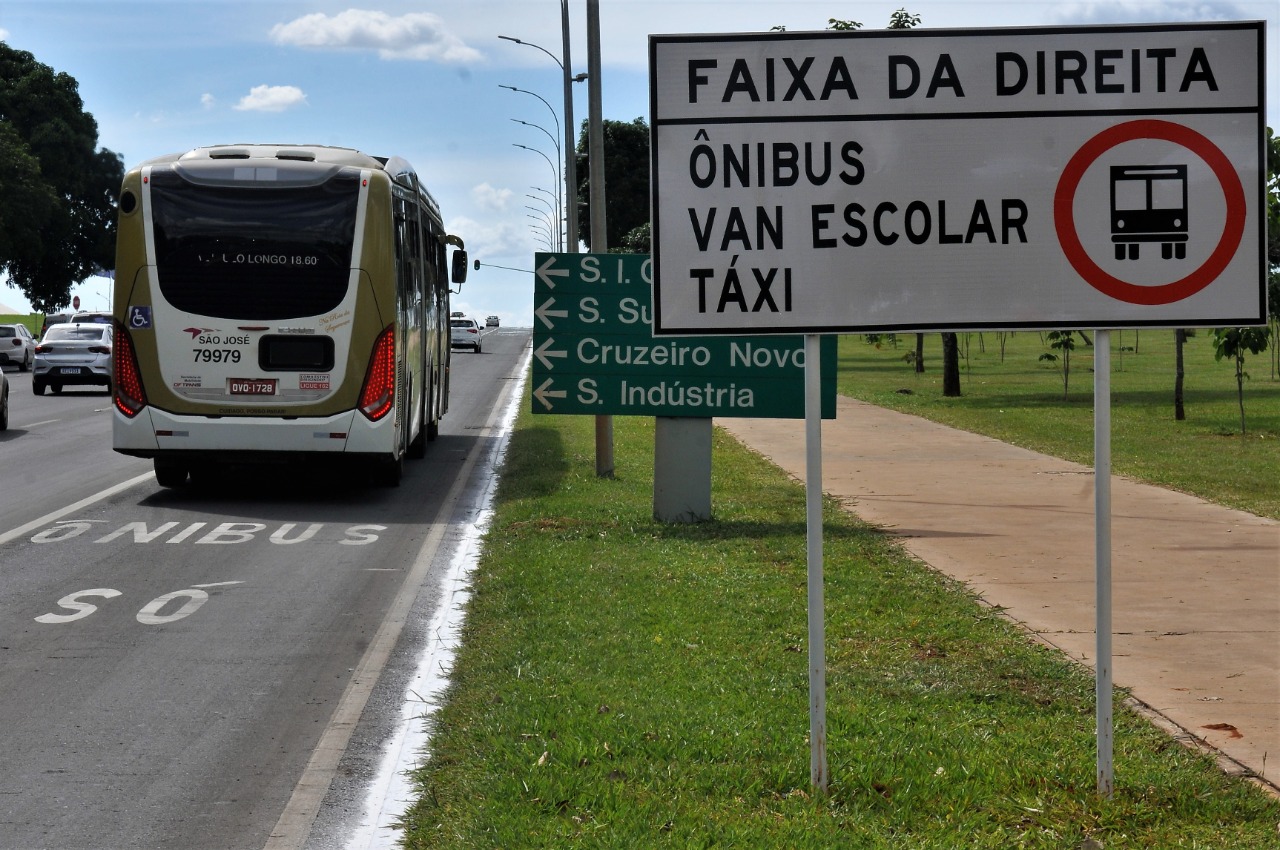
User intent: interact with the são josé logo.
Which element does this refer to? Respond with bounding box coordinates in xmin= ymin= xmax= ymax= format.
xmin=1053 ymin=119 xmax=1245 ymax=307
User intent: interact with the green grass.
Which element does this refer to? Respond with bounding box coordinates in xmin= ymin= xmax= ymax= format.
xmin=0 ymin=313 xmax=41 ymax=336
xmin=836 ymin=330 xmax=1280 ymax=519
xmin=402 ymin=410 xmax=1280 ymax=849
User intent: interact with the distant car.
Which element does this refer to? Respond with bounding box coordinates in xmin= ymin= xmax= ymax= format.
xmin=485 ymin=315 xmax=499 ymax=327
xmin=0 ymin=323 xmax=36 ymax=371
xmin=33 ymin=323 xmax=113 ymax=395
xmin=40 ymin=312 xmax=71 ymax=337
xmin=69 ymin=311 xmax=113 ymax=325
xmin=450 ymin=317 xmax=482 ymax=353
xmin=0 ymin=369 xmax=8 ymax=431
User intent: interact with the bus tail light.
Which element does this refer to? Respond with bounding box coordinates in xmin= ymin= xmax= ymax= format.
xmin=358 ymin=324 xmax=396 ymax=421
xmin=113 ymin=321 xmax=147 ymax=417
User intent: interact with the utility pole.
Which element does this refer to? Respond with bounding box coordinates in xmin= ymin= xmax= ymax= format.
xmin=586 ymin=0 xmax=612 ymax=477
xmin=561 ymin=0 xmax=578 ymax=252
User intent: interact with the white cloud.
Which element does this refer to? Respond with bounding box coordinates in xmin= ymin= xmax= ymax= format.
xmin=269 ymin=9 xmax=482 ymax=64
xmin=471 ymin=182 xmax=515 ymax=212
xmin=1048 ymin=1 xmax=1248 ymax=24
xmin=234 ymin=85 xmax=307 ymax=113
xmin=200 ymin=93 xmax=215 ymax=110
xmin=446 ymin=215 xmax=533 ymax=262
xmin=0 ymin=28 xmax=9 ymax=41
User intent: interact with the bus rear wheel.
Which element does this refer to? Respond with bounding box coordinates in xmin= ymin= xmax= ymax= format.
xmin=154 ymin=459 xmax=189 ymax=488
xmin=372 ymin=455 xmax=403 ymax=487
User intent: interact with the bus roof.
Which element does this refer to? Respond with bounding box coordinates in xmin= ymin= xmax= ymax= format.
xmin=137 ymin=144 xmax=386 ymax=170
xmin=131 ymin=144 xmax=442 ymax=219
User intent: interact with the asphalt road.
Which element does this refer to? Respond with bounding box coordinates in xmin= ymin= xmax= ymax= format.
xmin=0 ymin=327 xmax=530 ymax=850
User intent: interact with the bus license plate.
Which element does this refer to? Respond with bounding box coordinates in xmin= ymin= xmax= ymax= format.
xmin=229 ymin=378 xmax=277 ymax=396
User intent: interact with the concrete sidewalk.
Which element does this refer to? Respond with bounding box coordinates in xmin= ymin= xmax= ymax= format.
xmin=720 ymin=396 xmax=1279 ymax=790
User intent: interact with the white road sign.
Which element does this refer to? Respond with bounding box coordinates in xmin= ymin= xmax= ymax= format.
xmin=649 ymin=23 xmax=1266 ymax=335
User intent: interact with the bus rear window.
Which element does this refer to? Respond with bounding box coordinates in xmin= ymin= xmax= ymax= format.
xmin=149 ymin=170 xmax=360 ymax=320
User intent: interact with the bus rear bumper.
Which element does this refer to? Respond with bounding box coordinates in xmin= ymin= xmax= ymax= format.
xmin=113 ymin=406 xmax=397 ymax=460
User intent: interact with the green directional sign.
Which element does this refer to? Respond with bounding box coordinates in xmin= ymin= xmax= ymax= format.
xmin=532 ymin=252 xmax=836 ymax=418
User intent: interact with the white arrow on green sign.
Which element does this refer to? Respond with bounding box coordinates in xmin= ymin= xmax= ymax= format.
xmin=532 ymin=252 xmax=836 ymax=418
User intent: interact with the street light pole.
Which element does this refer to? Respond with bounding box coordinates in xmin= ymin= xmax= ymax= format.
xmin=499 ymin=16 xmax=579 ymax=252
xmin=525 ymin=207 xmax=558 ymax=250
xmin=501 ymin=83 xmax=566 ymax=247
xmin=529 ymin=185 xmax=557 ymax=208
xmin=512 ymin=143 xmax=561 ymax=251
xmin=586 ymin=0 xmax=612 ymax=478
xmin=526 ymin=192 xmax=558 ymax=245
xmin=560 ymin=0 xmax=579 ymax=252
xmin=526 ymin=192 xmax=555 ymax=216
xmin=511 ymin=118 xmax=562 ymax=247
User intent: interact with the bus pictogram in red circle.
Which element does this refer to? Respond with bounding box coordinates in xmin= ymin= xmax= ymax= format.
xmin=1053 ymin=119 xmax=1245 ymax=306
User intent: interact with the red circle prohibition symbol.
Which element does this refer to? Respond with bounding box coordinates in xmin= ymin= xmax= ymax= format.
xmin=1053 ymin=119 xmax=1246 ymax=306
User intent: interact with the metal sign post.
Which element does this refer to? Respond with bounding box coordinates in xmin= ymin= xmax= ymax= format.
xmin=1094 ymin=330 xmax=1114 ymax=796
xmin=804 ymin=334 xmax=828 ymax=793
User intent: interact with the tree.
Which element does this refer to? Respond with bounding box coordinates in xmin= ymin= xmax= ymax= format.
xmin=0 ymin=121 xmax=54 ymax=274
xmin=0 ymin=44 xmax=123 ymax=312
xmin=574 ymin=117 xmax=649 ymax=252
xmin=618 ymin=221 xmax=650 ymax=254
xmin=1211 ymin=326 xmax=1271 ymax=435
xmin=1174 ymin=328 xmax=1187 ymax=421
xmin=941 ymin=333 xmax=961 ymax=396
xmin=1038 ymin=330 xmax=1078 ymax=401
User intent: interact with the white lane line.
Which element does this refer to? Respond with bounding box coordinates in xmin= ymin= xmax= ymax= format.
xmin=21 ymin=419 xmax=61 ymax=429
xmin=265 ymin=344 xmax=532 ymax=850
xmin=0 ymin=472 xmax=155 ymax=547
xmin=345 ymin=348 xmax=529 ymax=850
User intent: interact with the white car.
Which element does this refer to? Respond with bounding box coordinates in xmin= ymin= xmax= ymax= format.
xmin=33 ymin=323 xmax=113 ymax=395
xmin=0 ymin=323 xmax=36 ymax=371
xmin=450 ymin=317 xmax=483 ymax=352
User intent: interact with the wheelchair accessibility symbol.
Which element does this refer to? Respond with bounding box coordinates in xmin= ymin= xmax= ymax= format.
xmin=128 ymin=306 xmax=152 ymax=329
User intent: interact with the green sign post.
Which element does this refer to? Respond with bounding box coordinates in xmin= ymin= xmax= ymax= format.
xmin=532 ymin=252 xmax=836 ymax=418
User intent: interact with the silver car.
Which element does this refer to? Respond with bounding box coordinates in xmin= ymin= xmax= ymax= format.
xmin=450 ymin=317 xmax=482 ymax=353
xmin=33 ymin=323 xmax=113 ymax=395
xmin=0 ymin=323 xmax=36 ymax=371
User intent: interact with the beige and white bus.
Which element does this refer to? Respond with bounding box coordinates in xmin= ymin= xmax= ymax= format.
xmin=111 ymin=144 xmax=466 ymax=487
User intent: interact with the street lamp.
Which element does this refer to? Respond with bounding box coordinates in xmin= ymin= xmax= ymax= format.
xmin=511 ymin=118 xmax=560 ymax=162
xmin=527 ymin=224 xmax=553 ymax=251
xmin=502 ymin=84 xmax=565 ymax=246
xmin=525 ymin=205 xmax=558 ymax=247
xmin=511 ymin=118 xmax=562 ymax=247
xmin=499 ymin=17 xmax=582 ymax=251
xmin=513 ymin=142 xmax=560 ymax=249
xmin=526 ymin=193 xmax=557 ymax=227
xmin=527 ymin=214 xmax=552 ymax=236
xmin=499 ymin=84 xmax=559 ymax=145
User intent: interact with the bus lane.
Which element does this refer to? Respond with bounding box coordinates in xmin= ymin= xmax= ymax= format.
xmin=0 ymin=330 xmax=528 ymax=850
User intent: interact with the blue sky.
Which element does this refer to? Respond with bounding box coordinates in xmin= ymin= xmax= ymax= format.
xmin=1 ymin=0 xmax=1276 ymax=325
